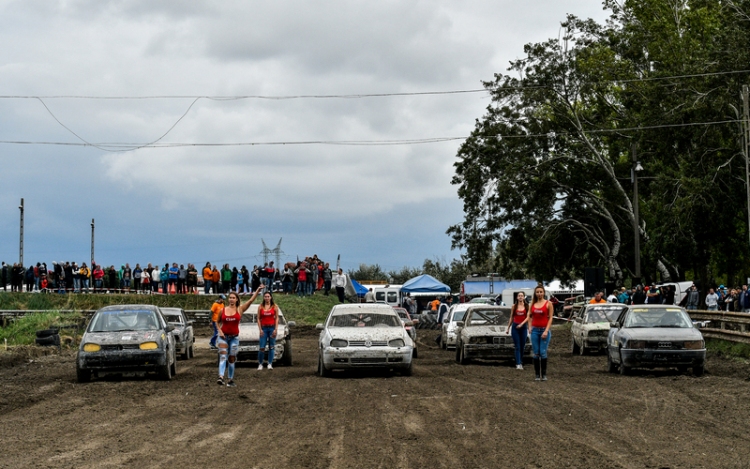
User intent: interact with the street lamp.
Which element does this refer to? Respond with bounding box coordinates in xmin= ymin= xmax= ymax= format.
xmin=631 ymin=144 xmax=643 ymax=284
xmin=18 ymin=198 xmax=24 ymax=266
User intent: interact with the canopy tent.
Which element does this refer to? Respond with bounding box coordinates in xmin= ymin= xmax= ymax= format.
xmin=401 ymin=274 xmax=450 ymax=294
xmin=348 ymin=277 xmax=369 ymax=298
xmin=461 ymin=279 xmax=537 ymax=296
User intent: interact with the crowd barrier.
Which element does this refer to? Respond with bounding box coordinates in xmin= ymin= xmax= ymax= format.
xmin=687 ymin=309 xmax=750 ymax=344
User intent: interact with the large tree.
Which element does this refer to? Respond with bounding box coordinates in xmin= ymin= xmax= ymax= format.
xmin=449 ymin=0 xmax=750 ymax=287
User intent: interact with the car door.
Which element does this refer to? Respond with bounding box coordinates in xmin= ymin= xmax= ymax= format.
xmin=607 ymin=309 xmax=629 ymax=363
xmin=571 ymin=306 xmax=585 ymax=346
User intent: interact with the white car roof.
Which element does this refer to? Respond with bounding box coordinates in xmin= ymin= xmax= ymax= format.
xmin=329 ymin=304 xmax=395 ymax=316
xmin=242 ymin=304 xmax=285 ymax=317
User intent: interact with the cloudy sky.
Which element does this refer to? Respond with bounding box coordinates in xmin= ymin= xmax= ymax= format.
xmin=0 ymin=0 xmax=608 ymax=273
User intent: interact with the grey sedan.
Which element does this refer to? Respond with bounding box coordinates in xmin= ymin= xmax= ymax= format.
xmin=76 ymin=305 xmax=177 ymax=382
xmin=160 ymin=307 xmax=195 ymax=360
xmin=606 ymin=304 xmax=706 ymax=376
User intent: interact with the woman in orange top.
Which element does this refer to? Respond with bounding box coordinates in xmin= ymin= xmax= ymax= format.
xmin=202 ymin=262 xmax=212 ymax=294
xmin=518 ymin=285 xmax=554 ymax=381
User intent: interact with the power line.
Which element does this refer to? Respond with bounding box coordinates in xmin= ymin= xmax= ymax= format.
xmin=0 ymin=119 xmax=740 ymax=149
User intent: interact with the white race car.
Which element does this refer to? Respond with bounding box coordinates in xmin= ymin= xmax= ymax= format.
xmin=235 ymin=304 xmax=295 ymax=366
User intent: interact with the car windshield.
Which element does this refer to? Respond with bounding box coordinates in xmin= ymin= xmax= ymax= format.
xmin=240 ymin=313 xmax=286 ymax=325
xmin=469 ymin=298 xmax=494 ymax=304
xmin=162 ymin=313 xmax=184 ymax=325
xmin=329 ymin=313 xmax=401 ymax=328
xmin=584 ymin=306 xmax=625 ymax=323
xmin=466 ymin=309 xmax=509 ymax=326
xmin=452 ymin=310 xmax=467 ymax=322
xmin=88 ymin=310 xmax=160 ymax=332
xmin=623 ymin=308 xmax=693 ymax=328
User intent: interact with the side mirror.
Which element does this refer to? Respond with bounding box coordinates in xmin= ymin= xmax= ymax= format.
xmin=165 ymin=325 xmax=175 ymax=333
xmin=187 ymin=320 xmax=194 ymax=325
xmin=610 ymin=322 xmax=618 ymax=328
xmin=315 ymin=323 xmax=324 ymax=330
xmin=288 ymin=321 xmax=296 ymax=328
xmin=456 ymin=321 xmax=464 ymax=328
xmin=443 ymin=319 xmax=449 ymax=324
xmin=412 ymin=319 xmax=418 ymax=326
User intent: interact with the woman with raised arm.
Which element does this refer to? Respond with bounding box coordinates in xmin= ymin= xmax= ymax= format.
xmin=506 ymin=291 xmax=529 ymax=370
xmin=522 ymin=285 xmax=554 ymax=381
xmin=217 ymin=286 xmax=264 ymax=387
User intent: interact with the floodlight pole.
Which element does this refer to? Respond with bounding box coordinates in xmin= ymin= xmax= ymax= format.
xmin=91 ymin=218 xmax=95 ymax=268
xmin=631 ymin=144 xmax=641 ymax=282
xmin=19 ymin=198 xmax=24 ymax=265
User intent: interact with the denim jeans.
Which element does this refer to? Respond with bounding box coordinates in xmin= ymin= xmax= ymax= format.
xmin=511 ymin=324 xmax=528 ymax=365
xmin=209 ymin=322 xmax=219 ymax=347
xmin=204 ymin=280 xmax=211 ymax=295
xmin=82 ymin=279 xmax=89 ymax=292
xmin=217 ymin=335 xmax=239 ymax=379
xmin=297 ymin=281 xmax=306 ymax=297
xmin=73 ymin=278 xmax=80 ymax=292
xmin=530 ymin=327 xmax=551 ymax=359
xmin=258 ymin=326 xmax=276 ymax=365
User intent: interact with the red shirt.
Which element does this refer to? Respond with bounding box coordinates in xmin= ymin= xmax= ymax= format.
xmin=298 ymin=269 xmax=307 ymax=282
xmin=258 ymin=305 xmax=277 ymax=327
xmin=220 ymin=310 xmax=241 ymax=336
xmin=512 ymin=306 xmax=527 ymax=324
xmin=530 ymin=301 xmax=550 ymax=328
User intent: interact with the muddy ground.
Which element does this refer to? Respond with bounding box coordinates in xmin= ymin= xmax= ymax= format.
xmin=1 ymin=326 xmax=750 ymax=469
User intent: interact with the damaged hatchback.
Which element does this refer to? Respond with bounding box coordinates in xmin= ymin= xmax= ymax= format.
xmin=76 ymin=305 xmax=177 ymax=382
xmin=455 ymin=306 xmax=529 ymax=364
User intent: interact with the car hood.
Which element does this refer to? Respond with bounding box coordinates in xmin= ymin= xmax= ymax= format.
xmin=83 ymin=330 xmax=165 ymax=344
xmin=580 ymin=323 xmax=610 ymax=332
xmin=462 ymin=325 xmax=509 ymax=337
xmin=621 ymin=327 xmax=703 ymax=341
xmin=328 ymin=327 xmax=405 ymax=341
xmin=238 ymin=324 xmax=287 ymax=341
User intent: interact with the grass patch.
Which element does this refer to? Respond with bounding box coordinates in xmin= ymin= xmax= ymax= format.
xmin=706 ymin=338 xmax=750 ymax=360
xmin=0 ymin=311 xmax=85 ymax=346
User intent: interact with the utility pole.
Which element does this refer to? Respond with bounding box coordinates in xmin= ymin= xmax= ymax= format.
xmin=631 ymin=144 xmax=642 ymax=284
xmin=18 ymin=198 xmax=24 ymax=265
xmin=743 ymin=85 xmax=750 ymax=252
xmin=91 ymin=218 xmax=95 ymax=268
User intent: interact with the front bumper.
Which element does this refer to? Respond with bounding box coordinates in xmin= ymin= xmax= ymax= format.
xmin=581 ymin=336 xmax=608 ymax=350
xmin=463 ymin=343 xmax=531 ymax=359
xmin=321 ymin=346 xmax=413 ymax=370
xmin=620 ymin=348 xmax=706 ymax=368
xmin=77 ymin=350 xmax=168 ymax=372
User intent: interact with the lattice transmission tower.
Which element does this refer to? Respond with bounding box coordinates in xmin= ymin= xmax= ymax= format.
xmin=260 ymin=238 xmax=285 ymax=266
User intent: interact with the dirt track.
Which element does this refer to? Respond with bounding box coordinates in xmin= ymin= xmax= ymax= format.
xmin=1 ymin=326 xmax=750 ymax=469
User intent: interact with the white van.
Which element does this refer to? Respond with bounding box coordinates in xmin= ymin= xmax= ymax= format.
xmin=361 ymin=284 xmax=403 ymax=306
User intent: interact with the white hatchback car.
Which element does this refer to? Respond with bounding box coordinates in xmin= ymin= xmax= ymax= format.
xmin=316 ymin=304 xmax=414 ymax=376
xmin=235 ymin=304 xmax=295 ymax=366
xmin=439 ymin=303 xmax=472 ymax=350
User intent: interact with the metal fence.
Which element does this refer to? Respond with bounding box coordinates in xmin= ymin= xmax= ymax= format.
xmin=0 ymin=309 xmax=213 ymax=328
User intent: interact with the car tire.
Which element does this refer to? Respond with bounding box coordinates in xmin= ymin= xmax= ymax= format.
xmin=158 ymin=354 xmax=173 ymax=381
xmin=459 ymin=345 xmax=469 ymax=365
xmin=693 ymin=364 xmax=705 ymax=377
xmin=181 ymin=344 xmax=189 ymax=360
xmin=455 ymin=341 xmax=462 ymax=363
xmin=440 ymin=334 xmax=446 ymax=350
xmin=317 ymin=353 xmax=330 ymax=377
xmin=281 ymin=338 xmax=293 ymax=366
xmin=579 ymin=341 xmax=586 ymax=356
xmin=571 ymin=337 xmax=579 ymax=354
xmin=606 ymin=352 xmax=617 ymax=373
xmin=413 ymin=346 xmax=419 ymax=359
xmin=618 ymin=352 xmax=630 ymax=376
xmin=36 ymin=329 xmax=58 ymax=338
xmin=403 ymin=359 xmax=413 ymax=376
xmin=170 ymin=351 xmax=177 ymax=376
xmin=188 ymin=344 xmax=194 ymax=359
xmin=76 ymin=366 xmax=91 ymax=383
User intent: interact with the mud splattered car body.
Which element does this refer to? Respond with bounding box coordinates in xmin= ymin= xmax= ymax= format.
xmin=160 ymin=307 xmax=194 ymax=360
xmin=236 ymin=304 xmax=295 ymax=366
xmin=316 ymin=304 xmax=414 ymax=376
xmin=570 ymin=304 xmax=626 ymax=355
xmin=455 ymin=306 xmax=529 ymax=364
xmin=76 ymin=305 xmax=176 ymax=382
xmin=606 ymin=304 xmax=706 ymax=376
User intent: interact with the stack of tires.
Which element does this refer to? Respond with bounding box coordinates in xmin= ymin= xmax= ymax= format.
xmin=35 ymin=328 xmax=61 ymax=347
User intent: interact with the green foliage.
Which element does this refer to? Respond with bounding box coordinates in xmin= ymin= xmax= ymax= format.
xmin=348 ymin=264 xmax=389 ymax=282
xmin=450 ymin=0 xmax=750 ymax=287
xmin=706 ymin=338 xmax=750 ymax=360
xmin=0 ymin=311 xmax=85 ymax=346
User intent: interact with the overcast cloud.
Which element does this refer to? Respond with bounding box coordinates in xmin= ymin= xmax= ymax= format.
xmin=0 ymin=0 xmax=608 ymax=272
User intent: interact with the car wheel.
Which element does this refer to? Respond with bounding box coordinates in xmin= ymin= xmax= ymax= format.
xmin=455 ymin=341 xmax=462 ymax=363
xmin=606 ymin=352 xmax=617 ymax=373
xmin=440 ymin=334 xmax=446 ymax=350
xmin=181 ymin=344 xmax=189 ymax=360
xmin=188 ymin=344 xmax=194 ymax=359
xmin=693 ymin=364 xmax=705 ymax=377
xmin=170 ymin=351 xmax=177 ymax=376
xmin=413 ymin=346 xmax=418 ymax=359
xmin=76 ymin=366 xmax=91 ymax=383
xmin=579 ymin=341 xmax=586 ymax=356
xmin=317 ymin=353 xmax=330 ymax=377
xmin=158 ymin=360 xmax=172 ymax=381
xmin=571 ymin=337 xmax=579 ymax=355
xmin=618 ymin=352 xmax=630 ymax=376
xmin=403 ymin=359 xmax=414 ymax=376
xmin=281 ymin=338 xmax=293 ymax=366
xmin=459 ymin=345 xmax=469 ymax=365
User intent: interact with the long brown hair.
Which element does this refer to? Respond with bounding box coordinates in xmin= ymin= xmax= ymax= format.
xmin=511 ymin=291 xmax=527 ymax=314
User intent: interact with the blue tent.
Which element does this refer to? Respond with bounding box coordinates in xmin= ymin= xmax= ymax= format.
xmin=401 ymin=274 xmax=450 ymax=293
xmin=349 ymin=278 xmax=369 ymax=297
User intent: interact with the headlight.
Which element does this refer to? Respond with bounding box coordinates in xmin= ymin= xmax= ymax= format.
xmin=626 ymin=340 xmax=646 ymax=349
xmin=389 ymin=339 xmax=405 ymax=347
xmin=83 ymin=343 xmax=101 ymax=352
xmin=330 ymin=339 xmax=348 ymax=348
xmin=683 ymin=340 xmax=704 ymax=350
xmin=139 ymin=342 xmax=159 ymax=350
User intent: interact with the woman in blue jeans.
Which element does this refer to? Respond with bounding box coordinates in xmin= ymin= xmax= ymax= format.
xmin=257 ymin=291 xmax=279 ymax=370
xmin=506 ymin=291 xmax=529 ymax=370
xmin=526 ymin=285 xmax=554 ymax=381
